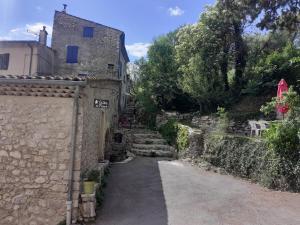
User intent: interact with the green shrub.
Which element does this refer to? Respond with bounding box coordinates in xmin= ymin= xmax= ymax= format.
xmin=216 ymin=107 xmax=229 ymax=133
xmin=57 ymin=220 xmax=66 ymax=225
xmin=83 ymin=169 xmax=100 ymax=182
xmin=158 ymin=119 xmax=179 ymax=145
xmin=205 ymin=133 xmax=300 ymax=192
xmin=177 ymin=125 xmax=189 ymax=151
xmin=264 ymin=121 xmax=300 ymax=162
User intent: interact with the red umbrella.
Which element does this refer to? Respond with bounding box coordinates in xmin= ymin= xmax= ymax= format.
xmin=276 ymin=79 xmax=289 ymax=115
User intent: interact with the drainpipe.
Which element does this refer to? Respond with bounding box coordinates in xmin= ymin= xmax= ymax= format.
xmin=66 ymin=85 xmax=80 ymax=225
xmin=27 ymin=43 xmax=33 ymax=75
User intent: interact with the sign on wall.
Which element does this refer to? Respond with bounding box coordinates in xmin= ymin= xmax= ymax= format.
xmin=94 ymin=99 xmax=109 ymax=108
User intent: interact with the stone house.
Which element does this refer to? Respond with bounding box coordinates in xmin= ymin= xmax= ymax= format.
xmin=0 ymin=6 xmax=130 ymax=225
xmin=51 ymin=9 xmax=130 ymax=110
xmin=0 ymin=75 xmax=121 ymax=225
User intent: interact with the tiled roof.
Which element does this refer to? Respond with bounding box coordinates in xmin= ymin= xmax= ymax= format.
xmin=0 ymin=75 xmax=86 ymax=81
xmin=0 ymin=75 xmax=86 ymax=98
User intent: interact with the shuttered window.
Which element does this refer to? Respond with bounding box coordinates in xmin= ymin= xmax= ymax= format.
xmin=66 ymin=46 xmax=79 ymax=63
xmin=0 ymin=53 xmax=9 ymax=70
xmin=83 ymin=27 xmax=94 ymax=38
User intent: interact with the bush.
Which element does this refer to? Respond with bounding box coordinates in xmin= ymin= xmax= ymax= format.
xmin=176 ymin=125 xmax=189 ymax=152
xmin=158 ymin=119 xmax=178 ymax=145
xmin=205 ymin=133 xmax=300 ymax=192
xmin=83 ymin=169 xmax=100 ymax=182
xmin=264 ymin=121 xmax=300 ymax=162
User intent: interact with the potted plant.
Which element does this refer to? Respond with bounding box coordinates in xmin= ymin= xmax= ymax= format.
xmin=83 ymin=169 xmax=100 ymax=194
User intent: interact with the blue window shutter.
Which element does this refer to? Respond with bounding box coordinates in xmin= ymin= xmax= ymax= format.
xmin=83 ymin=27 xmax=94 ymax=38
xmin=66 ymin=46 xmax=79 ymax=63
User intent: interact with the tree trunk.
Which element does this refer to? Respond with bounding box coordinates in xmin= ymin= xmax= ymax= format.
xmin=220 ymin=44 xmax=230 ymax=91
xmin=233 ymin=21 xmax=247 ymax=95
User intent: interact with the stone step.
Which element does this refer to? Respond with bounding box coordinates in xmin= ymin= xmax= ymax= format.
xmin=133 ymin=133 xmax=162 ymax=139
xmin=130 ymin=149 xmax=174 ymax=158
xmin=132 ymin=144 xmax=172 ymax=151
xmin=133 ymin=138 xmax=167 ymax=145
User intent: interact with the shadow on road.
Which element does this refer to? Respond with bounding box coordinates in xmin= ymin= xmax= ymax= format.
xmin=94 ymin=157 xmax=170 ymax=225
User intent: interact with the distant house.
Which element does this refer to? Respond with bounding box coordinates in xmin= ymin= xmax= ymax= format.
xmin=0 ymin=27 xmax=54 ymax=76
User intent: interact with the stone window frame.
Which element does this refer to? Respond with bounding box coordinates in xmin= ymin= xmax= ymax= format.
xmin=0 ymin=53 xmax=9 ymax=70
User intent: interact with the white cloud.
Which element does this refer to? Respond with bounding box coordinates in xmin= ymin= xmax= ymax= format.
xmin=126 ymin=43 xmax=151 ymax=58
xmin=168 ymin=6 xmax=184 ymax=16
xmin=0 ymin=22 xmax=52 ymax=42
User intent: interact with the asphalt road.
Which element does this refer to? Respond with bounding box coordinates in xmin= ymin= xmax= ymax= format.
xmin=94 ymin=157 xmax=300 ymax=225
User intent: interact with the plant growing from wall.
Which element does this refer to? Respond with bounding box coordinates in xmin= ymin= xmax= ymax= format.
xmin=216 ymin=106 xmax=229 ymax=133
xmin=176 ymin=125 xmax=189 ymax=152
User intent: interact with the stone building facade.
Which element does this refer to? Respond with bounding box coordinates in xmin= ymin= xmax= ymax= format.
xmin=51 ymin=10 xmax=130 ymax=110
xmin=0 ymin=7 xmax=131 ymax=225
xmin=0 ymin=75 xmax=122 ymax=225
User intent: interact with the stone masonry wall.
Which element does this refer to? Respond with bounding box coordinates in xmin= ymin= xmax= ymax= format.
xmin=51 ymin=11 xmax=122 ymax=77
xmin=0 ymin=96 xmax=82 ymax=225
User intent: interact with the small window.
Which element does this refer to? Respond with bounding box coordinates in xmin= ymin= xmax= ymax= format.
xmin=83 ymin=27 xmax=94 ymax=38
xmin=108 ymin=64 xmax=114 ymax=70
xmin=66 ymin=46 xmax=79 ymax=63
xmin=0 ymin=53 xmax=9 ymax=70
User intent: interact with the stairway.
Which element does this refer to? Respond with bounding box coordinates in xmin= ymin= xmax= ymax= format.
xmin=130 ymin=129 xmax=175 ymax=158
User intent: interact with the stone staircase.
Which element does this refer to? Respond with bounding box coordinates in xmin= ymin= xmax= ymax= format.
xmin=129 ymin=129 xmax=175 ymax=158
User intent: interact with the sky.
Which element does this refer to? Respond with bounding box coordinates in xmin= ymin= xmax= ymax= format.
xmin=0 ymin=0 xmax=215 ymax=61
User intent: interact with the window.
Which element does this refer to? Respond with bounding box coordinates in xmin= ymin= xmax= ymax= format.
xmin=108 ymin=64 xmax=114 ymax=70
xmin=83 ymin=27 xmax=94 ymax=38
xmin=0 ymin=53 xmax=9 ymax=70
xmin=66 ymin=46 xmax=79 ymax=63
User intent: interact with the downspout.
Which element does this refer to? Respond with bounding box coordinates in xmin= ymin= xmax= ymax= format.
xmin=66 ymin=85 xmax=80 ymax=225
xmin=27 ymin=43 xmax=33 ymax=75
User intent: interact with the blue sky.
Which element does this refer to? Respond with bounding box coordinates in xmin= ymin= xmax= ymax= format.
xmin=0 ymin=0 xmax=215 ymax=61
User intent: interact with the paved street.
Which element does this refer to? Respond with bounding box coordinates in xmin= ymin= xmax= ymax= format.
xmin=94 ymin=157 xmax=300 ymax=225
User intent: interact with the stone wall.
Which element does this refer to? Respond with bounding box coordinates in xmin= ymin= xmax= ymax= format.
xmin=51 ymin=11 xmax=122 ymax=77
xmin=81 ymin=78 xmax=120 ymax=171
xmin=0 ymin=96 xmax=82 ymax=225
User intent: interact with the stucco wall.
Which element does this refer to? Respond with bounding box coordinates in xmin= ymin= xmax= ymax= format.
xmin=0 ymin=96 xmax=82 ymax=225
xmin=0 ymin=43 xmax=54 ymax=76
xmin=0 ymin=43 xmax=37 ymax=76
xmin=51 ymin=11 xmax=122 ymax=77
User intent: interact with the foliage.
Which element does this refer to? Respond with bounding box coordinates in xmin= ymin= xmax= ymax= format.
xmin=249 ymin=43 xmax=300 ymax=94
xmin=134 ymin=85 xmax=158 ymax=129
xmin=95 ymin=170 xmax=109 ymax=206
xmin=133 ymin=0 xmax=300 ymax=116
xmin=133 ymin=30 xmax=197 ymax=113
xmin=158 ymin=120 xmax=189 ymax=152
xmin=205 ymin=133 xmax=300 ymax=191
xmin=261 ymin=86 xmax=300 ymax=119
xmin=264 ymin=121 xmax=300 ymax=162
xmin=176 ymin=125 xmax=189 ymax=152
xmin=158 ymin=119 xmax=179 ymax=145
xmin=216 ymin=107 xmax=229 ymax=132
xmin=84 ymin=169 xmax=100 ymax=182
xmin=57 ymin=220 xmax=66 ymax=225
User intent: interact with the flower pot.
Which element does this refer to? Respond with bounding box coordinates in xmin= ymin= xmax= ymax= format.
xmin=83 ymin=181 xmax=95 ymax=194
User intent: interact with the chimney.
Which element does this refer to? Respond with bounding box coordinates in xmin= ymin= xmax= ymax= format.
xmin=62 ymin=4 xmax=67 ymax=13
xmin=39 ymin=26 xmax=48 ymax=46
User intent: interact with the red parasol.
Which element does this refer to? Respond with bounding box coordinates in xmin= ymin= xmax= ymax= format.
xmin=276 ymin=79 xmax=289 ymax=114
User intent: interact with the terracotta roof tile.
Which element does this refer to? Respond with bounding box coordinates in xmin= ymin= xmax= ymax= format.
xmin=0 ymin=75 xmax=83 ymax=98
